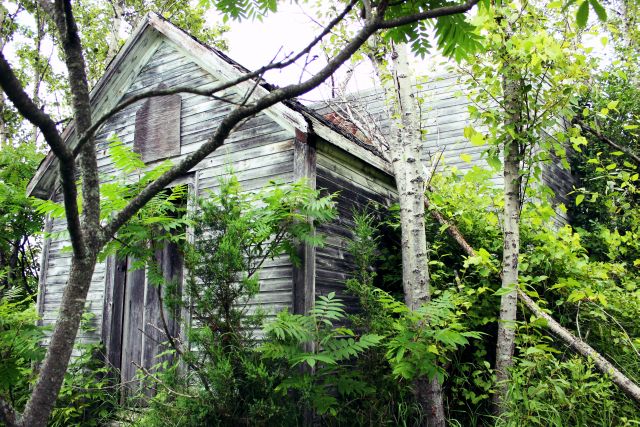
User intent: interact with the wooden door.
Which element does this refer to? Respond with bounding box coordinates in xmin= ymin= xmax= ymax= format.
xmin=104 ymin=242 xmax=182 ymax=395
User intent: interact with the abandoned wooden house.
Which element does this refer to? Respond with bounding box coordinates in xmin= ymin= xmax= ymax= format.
xmin=28 ymin=13 xmax=572 ymax=386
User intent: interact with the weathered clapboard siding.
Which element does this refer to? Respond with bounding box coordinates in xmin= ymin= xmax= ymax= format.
xmin=39 ymin=36 xmax=301 ymax=350
xmin=315 ymin=72 xmax=575 ymax=213
xmin=39 ymin=195 xmax=107 ymax=350
xmin=314 ymin=140 xmax=396 ymax=309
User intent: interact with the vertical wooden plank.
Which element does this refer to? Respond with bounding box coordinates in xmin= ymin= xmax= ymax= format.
xmin=120 ymin=257 xmax=145 ymax=387
xmin=35 ymin=214 xmax=53 ymax=326
xmin=182 ymin=176 xmax=197 ymax=354
xmin=142 ymin=243 xmax=182 ymax=376
xmin=105 ymin=256 xmax=127 ymax=371
xmin=293 ymin=130 xmax=317 ymax=315
xmin=142 ymin=249 xmax=163 ymax=377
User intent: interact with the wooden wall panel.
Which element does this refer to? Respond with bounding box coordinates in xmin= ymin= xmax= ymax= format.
xmin=133 ymin=84 xmax=181 ymax=163
xmin=39 ymin=193 xmax=107 ymax=349
xmin=42 ymin=37 xmax=299 ymax=356
xmin=314 ymin=140 xmax=396 ymax=312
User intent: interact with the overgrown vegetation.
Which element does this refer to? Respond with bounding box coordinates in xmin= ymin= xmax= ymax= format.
xmin=2 ymin=0 xmax=640 ymax=425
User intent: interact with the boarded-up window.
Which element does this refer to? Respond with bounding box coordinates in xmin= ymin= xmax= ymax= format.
xmin=133 ymin=84 xmax=181 ymax=163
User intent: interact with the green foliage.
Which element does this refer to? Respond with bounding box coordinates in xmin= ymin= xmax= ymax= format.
xmin=0 ymin=141 xmax=46 ymax=409
xmin=570 ymin=62 xmax=640 ymax=266
xmin=73 ymin=0 xmax=229 ymax=84
xmin=498 ymin=350 xmax=636 ymax=426
xmin=0 ymin=297 xmax=119 ymax=424
xmin=0 ymin=293 xmax=45 ymax=410
xmin=381 ymin=1 xmax=483 ymax=61
xmin=572 ymin=0 xmax=607 ymax=28
xmin=422 ymin=163 xmax=640 ymax=424
xmin=49 ymin=343 xmax=120 ymax=427
xmin=139 ymin=175 xmax=336 ymax=425
xmin=207 ymin=0 xmax=278 ymax=22
xmin=34 ymin=137 xmax=192 ymax=265
xmin=261 ymin=292 xmax=383 ymax=417
xmin=381 ymin=290 xmax=482 ymax=382
xmin=184 ymin=174 xmax=336 ymax=344
xmin=0 ymin=142 xmax=45 ymax=297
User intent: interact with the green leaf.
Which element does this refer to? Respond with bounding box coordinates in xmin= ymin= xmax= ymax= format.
xmin=575 ymin=194 xmax=585 ymax=206
xmin=589 ymin=0 xmax=607 ymax=21
xmin=494 ymin=285 xmax=517 ymax=297
xmin=576 ymin=1 xmax=590 ymax=28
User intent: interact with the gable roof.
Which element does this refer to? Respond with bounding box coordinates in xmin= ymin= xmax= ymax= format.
xmin=27 ymin=13 xmax=391 ymax=199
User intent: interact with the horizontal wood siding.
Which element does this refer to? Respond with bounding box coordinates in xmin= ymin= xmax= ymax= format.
xmin=315 ymin=73 xmax=573 ymax=216
xmin=41 ymin=39 xmax=296 ymax=346
xmin=314 ymin=140 xmax=396 ymax=311
xmin=40 ymin=195 xmax=106 ymax=351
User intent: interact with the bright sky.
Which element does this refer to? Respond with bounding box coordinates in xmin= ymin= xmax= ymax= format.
xmin=219 ymin=3 xmax=454 ymax=103
xmin=221 ymin=3 xmax=377 ymax=102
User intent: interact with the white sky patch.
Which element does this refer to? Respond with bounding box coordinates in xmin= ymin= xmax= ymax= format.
xmin=218 ymin=3 xmax=373 ymax=102
xmin=217 ymin=4 xmax=454 ymax=104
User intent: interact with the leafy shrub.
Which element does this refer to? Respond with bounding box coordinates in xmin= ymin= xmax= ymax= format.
xmin=0 ymin=291 xmax=45 ymax=411
xmin=137 ymin=175 xmax=336 ymax=426
xmin=49 ymin=343 xmax=119 ymax=427
xmin=260 ymin=292 xmax=383 ymax=418
xmin=499 ymin=351 xmax=637 ymax=426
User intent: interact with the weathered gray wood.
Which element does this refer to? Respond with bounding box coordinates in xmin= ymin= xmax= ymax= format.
xmin=142 ymin=242 xmax=182 ymax=393
xmin=147 ymin=14 xmax=308 ymax=134
xmin=293 ymin=130 xmax=316 ymax=315
xmin=120 ymin=258 xmax=146 ymax=389
xmin=314 ymin=142 xmax=396 ymax=310
xmin=104 ymin=256 xmax=127 ymax=372
xmin=133 ymin=84 xmax=182 ymax=163
xmin=35 ymin=215 xmax=53 ymax=326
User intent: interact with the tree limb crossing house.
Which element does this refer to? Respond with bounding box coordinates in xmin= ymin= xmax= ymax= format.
xmin=27 ymin=14 xmax=572 ymax=386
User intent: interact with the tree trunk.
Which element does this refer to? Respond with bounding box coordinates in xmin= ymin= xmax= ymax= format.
xmin=371 ymin=41 xmax=446 ymax=427
xmin=492 ymin=59 xmax=524 ymax=412
xmin=0 ymin=92 xmax=6 ymax=147
xmin=16 ymin=3 xmax=102 ymax=426
xmin=19 ymin=256 xmax=97 ymax=427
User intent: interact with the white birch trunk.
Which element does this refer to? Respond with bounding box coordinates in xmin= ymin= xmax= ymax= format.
xmin=370 ymin=42 xmax=445 ymax=427
xmin=493 ymin=56 xmax=524 ymax=412
xmin=106 ymin=0 xmax=125 ymax=64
